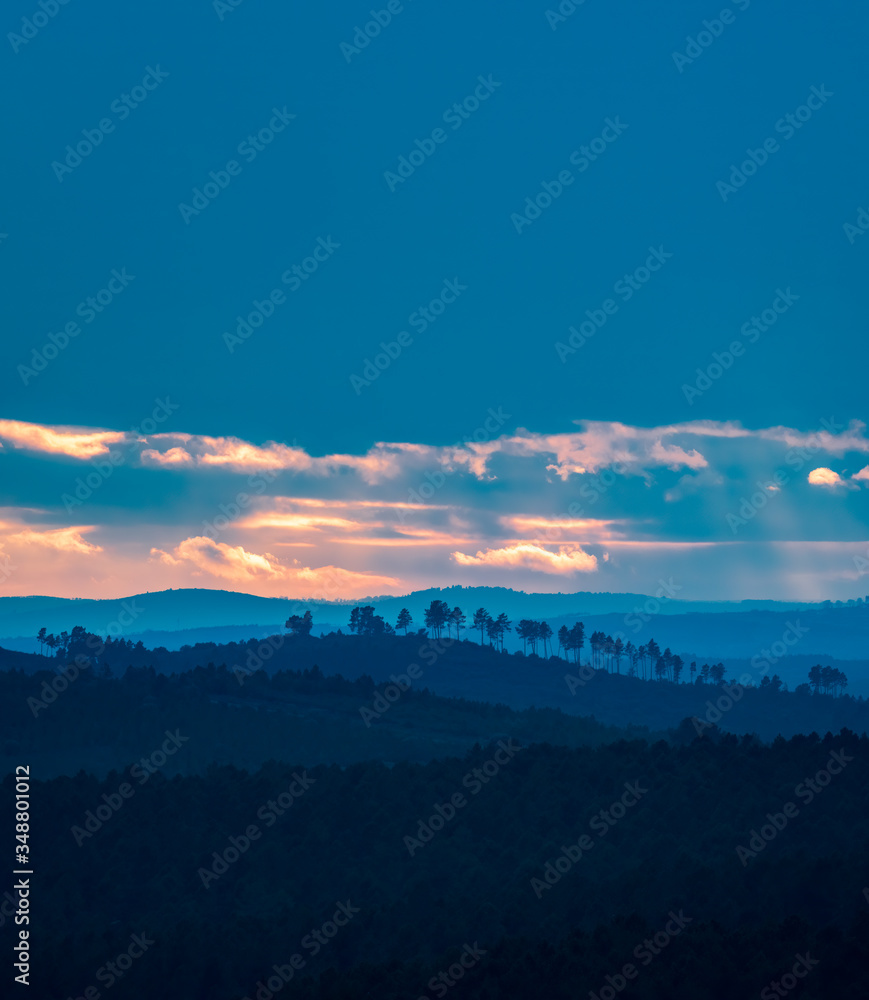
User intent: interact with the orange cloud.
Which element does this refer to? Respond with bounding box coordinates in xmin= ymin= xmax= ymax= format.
xmin=0 ymin=419 xmax=125 ymax=459
xmin=336 ymin=528 xmax=473 ymax=546
xmin=140 ymin=446 xmax=193 ymax=466
xmin=10 ymin=526 xmax=102 ymax=554
xmin=150 ymin=536 xmax=283 ymax=581
xmin=502 ymin=515 xmax=622 ymax=540
xmin=502 ymin=422 xmax=709 ymax=480
xmin=807 ymin=467 xmax=848 ymax=488
xmin=453 ymin=542 xmax=598 ymax=574
xmin=239 ymin=513 xmax=372 ymax=530
xmin=149 ymin=535 xmax=401 ymax=597
xmin=140 ymin=434 xmax=313 ymax=472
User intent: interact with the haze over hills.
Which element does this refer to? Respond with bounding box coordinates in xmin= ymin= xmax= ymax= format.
xmin=2 ymin=587 xmax=868 ymax=663
xmin=0 ymin=584 xmax=847 ymax=636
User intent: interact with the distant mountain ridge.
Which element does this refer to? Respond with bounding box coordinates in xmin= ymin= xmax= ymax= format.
xmin=0 ymin=585 xmax=841 ymax=640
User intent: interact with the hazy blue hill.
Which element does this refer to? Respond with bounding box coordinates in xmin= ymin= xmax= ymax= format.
xmin=0 ymin=585 xmax=833 ymax=642
xmin=360 ymin=584 xmax=818 ymax=619
xmin=5 ymin=589 xmax=869 ymax=671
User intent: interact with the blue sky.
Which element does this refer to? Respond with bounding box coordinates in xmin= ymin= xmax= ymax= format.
xmin=1 ymin=0 xmax=867 ymax=600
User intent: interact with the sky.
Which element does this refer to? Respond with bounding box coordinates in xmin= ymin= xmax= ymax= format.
xmin=1 ymin=0 xmax=867 ymax=602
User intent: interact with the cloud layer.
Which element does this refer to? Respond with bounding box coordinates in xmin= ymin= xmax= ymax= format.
xmin=2 ymin=415 xmax=869 ymax=600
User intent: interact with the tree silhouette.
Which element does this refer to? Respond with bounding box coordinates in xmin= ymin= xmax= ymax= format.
xmin=568 ymin=622 xmax=585 ymax=664
xmin=557 ymin=625 xmax=569 ymax=659
xmin=487 ymin=612 xmax=512 ymax=651
xmin=646 ymin=639 xmax=661 ymax=679
xmin=613 ymin=636 xmax=625 ymax=674
xmin=516 ymin=619 xmax=535 ymax=655
xmin=424 ymin=600 xmax=451 ymax=639
xmin=449 ymin=606 xmax=467 ymax=640
xmin=349 ymin=606 xmax=391 ymax=636
xmin=539 ymin=622 xmax=553 ymax=658
xmin=285 ymin=610 xmax=313 ymax=636
xmin=396 ymin=608 xmax=413 ymax=635
xmin=472 ymin=608 xmax=491 ymax=645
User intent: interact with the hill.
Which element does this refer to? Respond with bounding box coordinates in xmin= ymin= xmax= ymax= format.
xmin=0 ymin=585 xmax=836 ymax=641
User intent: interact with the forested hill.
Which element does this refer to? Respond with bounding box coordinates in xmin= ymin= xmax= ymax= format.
xmin=0 ymin=661 xmax=659 ymax=780
xmin=0 ymin=585 xmax=830 ymax=639
xmin=9 ymin=629 xmax=865 ymax=743
xmin=14 ymin=730 xmax=869 ymax=999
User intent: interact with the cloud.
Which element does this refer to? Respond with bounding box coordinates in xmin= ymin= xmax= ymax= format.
xmin=8 ymin=417 xmax=869 ymax=494
xmin=140 ymin=434 xmax=313 ymax=472
xmin=0 ymin=420 xmax=125 ymax=459
xmin=9 ymin=526 xmax=102 ymax=554
xmin=500 ymin=515 xmax=622 ymax=541
xmin=139 ymin=447 xmax=193 ymax=467
xmin=452 ymin=542 xmax=599 ymax=574
xmin=807 ymin=467 xmax=850 ymax=488
xmin=501 ymin=422 xmax=709 ymax=480
xmin=151 ymin=536 xmax=283 ymax=580
xmin=239 ymin=513 xmax=374 ymax=531
xmin=852 ymin=466 xmax=869 ymax=483
xmin=150 ymin=535 xmax=401 ymax=597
